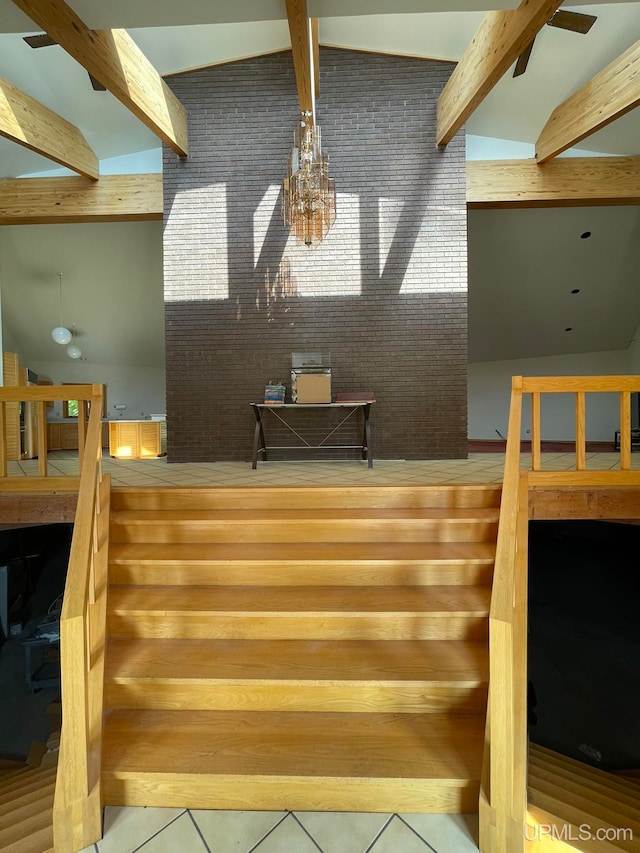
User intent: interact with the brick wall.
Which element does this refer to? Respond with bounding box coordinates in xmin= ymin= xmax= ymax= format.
xmin=163 ymin=48 xmax=467 ymax=462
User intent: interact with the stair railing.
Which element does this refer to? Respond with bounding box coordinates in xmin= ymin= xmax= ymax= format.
xmin=44 ymin=386 xmax=109 ymax=853
xmin=480 ymin=376 xmax=529 ymax=853
xmin=482 ymin=375 xmax=640 ymax=853
xmin=0 ymin=384 xmax=107 ymax=482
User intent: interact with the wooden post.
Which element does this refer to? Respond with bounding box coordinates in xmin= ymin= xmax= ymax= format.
xmin=620 ymin=391 xmax=631 ymax=470
xmin=531 ymin=392 xmax=541 ymax=471
xmin=77 ymin=399 xmax=88 ymax=468
xmin=0 ymin=401 xmax=7 ymax=477
xmin=575 ymin=391 xmax=586 ymax=470
xmin=36 ymin=400 xmax=48 ymax=476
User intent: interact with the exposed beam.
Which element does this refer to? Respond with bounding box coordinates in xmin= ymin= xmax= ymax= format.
xmin=285 ymin=0 xmax=314 ymax=118
xmin=437 ymin=0 xmax=563 ymax=147
xmin=311 ymin=18 xmax=320 ymax=99
xmin=0 ymin=75 xmax=98 ymax=179
xmin=536 ymin=39 xmax=640 ymax=163
xmin=10 ymin=0 xmax=188 ymax=157
xmin=467 ymin=157 xmax=640 ymax=208
xmin=0 ymin=174 xmax=162 ymax=225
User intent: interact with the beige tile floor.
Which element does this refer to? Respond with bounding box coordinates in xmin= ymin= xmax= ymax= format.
xmin=8 ymin=449 xmax=635 ymax=487
xmin=11 ymin=448 xmax=632 ymax=852
xmin=79 ymin=808 xmax=480 ymax=853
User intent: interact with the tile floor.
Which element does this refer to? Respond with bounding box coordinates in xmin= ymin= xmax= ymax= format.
xmin=80 ymin=808 xmax=480 ymax=853
xmin=9 ymin=448 xmax=632 ymax=852
xmin=7 ymin=449 xmax=635 ymax=488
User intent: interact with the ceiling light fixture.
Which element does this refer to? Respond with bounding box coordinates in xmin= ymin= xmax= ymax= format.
xmin=66 ymin=324 xmax=82 ymax=359
xmin=282 ymin=111 xmax=336 ymax=248
xmin=51 ymin=272 xmax=72 ymax=345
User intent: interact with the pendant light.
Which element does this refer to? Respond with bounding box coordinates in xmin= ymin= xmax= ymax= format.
xmin=51 ymin=272 xmax=72 ymax=345
xmin=66 ymin=324 xmax=82 ymax=359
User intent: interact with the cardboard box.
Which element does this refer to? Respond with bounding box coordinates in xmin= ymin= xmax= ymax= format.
xmin=295 ymin=373 xmax=331 ymax=403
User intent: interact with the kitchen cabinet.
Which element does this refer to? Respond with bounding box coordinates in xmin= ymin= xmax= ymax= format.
xmin=47 ymin=423 xmax=62 ymax=451
xmin=2 ymin=352 xmax=20 ymax=461
xmin=109 ymin=420 xmax=167 ymax=459
xmin=47 ymin=422 xmax=110 ymax=450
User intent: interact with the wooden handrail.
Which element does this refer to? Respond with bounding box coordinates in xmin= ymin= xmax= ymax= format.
xmin=51 ymin=385 xmax=108 ymax=853
xmin=483 ymin=374 xmax=640 ymax=853
xmin=521 ymin=375 xmax=640 ymax=392
xmin=486 ymin=377 xmax=527 ymax=853
xmin=0 ymin=384 xmax=101 ymax=480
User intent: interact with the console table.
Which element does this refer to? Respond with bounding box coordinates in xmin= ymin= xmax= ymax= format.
xmin=251 ymin=402 xmax=374 ymax=469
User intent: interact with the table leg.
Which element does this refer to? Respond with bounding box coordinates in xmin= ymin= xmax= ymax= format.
xmin=252 ymin=406 xmax=267 ymax=469
xmin=363 ymin=403 xmax=373 ymax=468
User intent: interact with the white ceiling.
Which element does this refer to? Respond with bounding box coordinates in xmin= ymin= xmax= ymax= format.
xmin=0 ymin=1 xmax=639 ymax=367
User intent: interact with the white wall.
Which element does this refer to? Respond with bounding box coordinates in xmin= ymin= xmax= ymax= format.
xmin=626 ymin=328 xmax=640 ymax=373
xmin=27 ymin=359 xmax=166 ymax=421
xmin=468 ymin=349 xmax=631 ymax=441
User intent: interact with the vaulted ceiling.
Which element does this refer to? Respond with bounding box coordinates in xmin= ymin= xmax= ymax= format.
xmin=0 ymin=1 xmax=639 ymax=366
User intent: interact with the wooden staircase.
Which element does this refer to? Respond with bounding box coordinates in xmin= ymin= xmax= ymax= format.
xmin=0 ymin=763 xmax=57 ymax=853
xmin=102 ymin=484 xmax=499 ymax=813
xmin=528 ymin=743 xmax=640 ymax=852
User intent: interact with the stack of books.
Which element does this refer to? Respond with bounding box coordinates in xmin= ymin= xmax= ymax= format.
xmin=264 ymin=383 xmax=286 ymax=405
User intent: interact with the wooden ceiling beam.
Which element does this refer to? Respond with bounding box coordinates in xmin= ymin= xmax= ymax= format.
xmin=467 ymin=157 xmax=640 ymax=208
xmin=0 ymin=75 xmax=98 ymax=179
xmin=10 ymin=0 xmax=188 ymax=157
xmin=285 ymin=0 xmax=315 ymax=118
xmin=536 ymin=39 xmax=640 ymax=163
xmin=311 ymin=18 xmax=320 ymax=99
xmin=437 ymin=0 xmax=563 ymax=147
xmin=0 ymin=174 xmax=162 ymax=225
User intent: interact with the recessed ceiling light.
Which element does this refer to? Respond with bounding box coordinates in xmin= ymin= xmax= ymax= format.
xmin=565 ymin=327 xmax=573 ymax=332
xmin=580 ymin=231 xmax=591 ymax=239
xmin=571 ymin=289 xmax=580 ymax=294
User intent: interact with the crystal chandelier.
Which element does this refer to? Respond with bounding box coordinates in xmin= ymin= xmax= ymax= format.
xmin=282 ymin=112 xmax=336 ymax=248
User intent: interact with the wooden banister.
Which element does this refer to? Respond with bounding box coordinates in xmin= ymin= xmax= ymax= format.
xmin=482 ymin=374 xmax=640 ymax=852
xmin=521 ymin=375 xmax=640 ymax=393
xmin=486 ymin=377 xmax=527 ymax=853
xmin=0 ymin=384 xmax=101 ymax=483
xmin=44 ymin=384 xmax=109 ymax=853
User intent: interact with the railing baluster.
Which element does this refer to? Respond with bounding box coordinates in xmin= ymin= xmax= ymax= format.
xmin=0 ymin=401 xmax=7 ymax=478
xmin=36 ymin=400 xmax=48 ymax=477
xmin=531 ymin=392 xmax=541 ymax=471
xmin=77 ymin=400 xmax=88 ymax=469
xmin=620 ymin=391 xmax=632 ymax=470
xmin=575 ymin=391 xmax=586 ymax=470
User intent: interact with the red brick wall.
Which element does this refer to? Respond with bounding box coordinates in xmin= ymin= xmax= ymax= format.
xmin=163 ymin=48 xmax=467 ymax=462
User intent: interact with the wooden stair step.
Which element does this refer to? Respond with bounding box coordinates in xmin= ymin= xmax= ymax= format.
xmin=613 ymin=772 xmax=640 ymax=786
xmin=1 ymin=826 xmax=53 ymax=853
xmin=0 ymin=759 xmax=27 ymax=770
xmin=107 ymin=585 xmax=490 ymax=640
xmin=105 ymin=638 xmax=488 ymax=713
xmin=0 ymin=785 xmax=55 ymax=828
xmin=530 ymin=743 xmax=640 ymax=802
xmin=110 ymin=484 xmax=502 ymax=512
xmin=0 ymin=803 xmax=53 ymax=849
xmin=109 ymin=507 xmax=499 ymax=544
xmin=528 ymin=744 xmax=640 ymax=852
xmin=108 ymin=541 xmax=495 ymax=586
xmin=102 ymin=709 xmax=484 ymax=813
xmin=529 ymin=764 xmax=640 ymax=838
xmin=0 ymin=769 xmax=57 ymax=806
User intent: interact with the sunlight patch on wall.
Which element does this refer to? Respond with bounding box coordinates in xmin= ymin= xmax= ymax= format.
xmin=165 ymin=184 xmax=228 ymax=301
xmin=291 ymin=192 xmax=362 ymax=297
xmin=253 ymin=184 xmax=281 ymax=267
xmin=399 ymin=209 xmax=467 ymax=295
xmin=378 ymin=196 xmax=403 ymax=275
